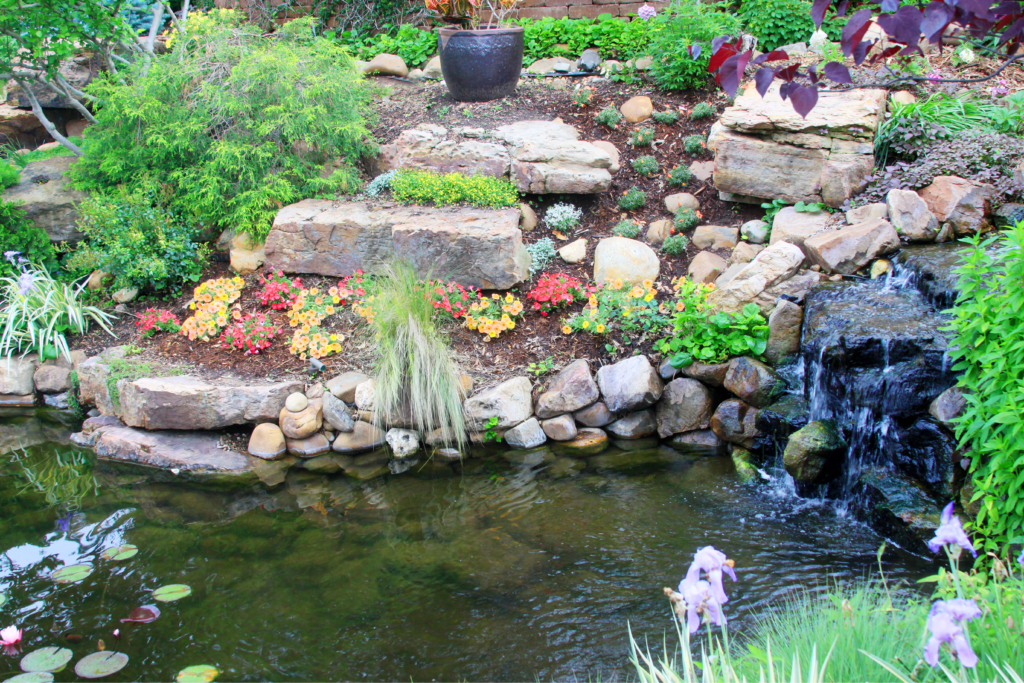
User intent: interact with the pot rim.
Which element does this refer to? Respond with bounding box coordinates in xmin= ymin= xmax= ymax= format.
xmin=437 ymin=25 xmax=525 ymax=36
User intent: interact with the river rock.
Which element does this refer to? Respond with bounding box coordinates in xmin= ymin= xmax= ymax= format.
xmin=846 ymin=202 xmax=889 ymax=224
xmin=668 ymin=429 xmax=722 ymax=454
xmin=559 ymin=427 xmax=609 ymax=456
xmin=266 ymin=201 xmax=531 ymax=289
xmin=364 ymin=53 xmax=408 ymax=77
xmin=385 ymin=428 xmax=420 ymax=458
xmin=655 ymin=378 xmax=714 ymax=438
xmin=593 ymin=236 xmax=660 ymax=286
xmin=322 ymin=392 xmax=355 ymax=433
xmin=620 ymin=96 xmax=653 ymax=123
xmin=764 ymin=300 xmax=803 ymax=365
xmin=505 ymin=417 xmax=547 ymax=449
xmin=355 ymin=379 xmax=375 ymax=411
xmin=1 ymin=354 xmax=38 ymax=395
xmin=857 ymin=466 xmax=941 ymax=554
xmin=91 ymin=424 xmax=254 ymax=481
xmin=606 ymin=409 xmax=657 ymax=439
xmin=680 ymin=361 xmax=731 ymax=387
xmin=731 ymin=447 xmax=760 ymax=484
xmin=929 ymin=386 xmax=966 ymax=429
xmin=541 ymin=414 xmax=578 ymax=442
xmin=918 ymin=176 xmax=994 ymax=236
xmin=326 ymin=371 xmax=369 ymax=403
xmin=590 ymin=141 xmax=620 ymax=173
xmin=1 ymin=156 xmax=87 ymax=242
xmin=803 ymin=218 xmax=900 ymax=275
xmin=741 ymin=219 xmax=769 ymax=244
xmin=464 ymin=376 xmax=533 ymax=430
xmin=707 ymin=241 xmax=804 ymax=313
xmin=248 ymin=423 xmax=287 ymax=460
xmin=286 ymin=392 xmax=308 ymax=412
xmin=229 ymin=233 xmax=265 ymax=275
xmin=578 ymin=49 xmax=601 ymax=72
xmin=574 ymin=401 xmax=614 ymax=427
xmin=886 ymin=188 xmax=939 ymax=242
xmin=724 ymin=357 xmax=782 ymax=408
xmin=287 ymin=433 xmax=331 ymax=458
xmin=422 ymin=55 xmax=442 ymax=79
xmin=688 ymin=251 xmax=727 ymax=284
xmin=279 ymin=399 xmax=323 ymax=440
xmin=664 ymin=193 xmax=699 ymax=213
xmin=783 ymin=420 xmax=846 ymax=483
xmin=770 ymin=207 xmax=831 ymax=255
xmin=536 ymin=359 xmax=599 ymax=418
xmin=596 ymin=355 xmax=663 ymax=413
xmin=710 ymin=399 xmax=760 ymax=448
xmin=692 ymin=225 xmax=739 ymax=251
xmin=519 ymin=202 xmax=538 ymax=231
xmin=331 ymin=420 xmax=386 ymax=453
xmin=558 ymin=238 xmax=587 ymax=264
xmin=729 ymin=242 xmax=764 ymax=265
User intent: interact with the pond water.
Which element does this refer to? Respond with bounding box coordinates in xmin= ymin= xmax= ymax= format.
xmin=1 ymin=409 xmax=936 ymax=681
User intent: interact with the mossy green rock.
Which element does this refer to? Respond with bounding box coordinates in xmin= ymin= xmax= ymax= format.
xmin=783 ymin=420 xmax=846 ymax=483
xmin=730 ymin=447 xmax=760 ymax=484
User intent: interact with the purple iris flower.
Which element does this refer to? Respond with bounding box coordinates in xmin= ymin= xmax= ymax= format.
xmin=3 ymin=250 xmax=19 ymax=264
xmin=680 ymin=546 xmax=737 ymax=606
xmin=680 ymin=579 xmax=724 ymax=633
xmin=1018 ymin=548 xmax=1024 ymax=567
xmin=637 ymin=3 xmax=656 ymax=19
xmin=17 ymin=270 xmax=35 ymax=295
xmin=925 ymin=599 xmax=980 ymax=669
xmin=928 ymin=502 xmax=976 ymax=557
xmin=55 ymin=513 xmax=71 ymax=533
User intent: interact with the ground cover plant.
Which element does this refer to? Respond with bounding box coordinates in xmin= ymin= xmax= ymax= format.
xmin=464 ymin=292 xmax=524 ymax=338
xmin=179 ymin=277 xmax=245 ymax=343
xmin=333 ymin=23 xmax=436 ymax=66
xmin=135 ymin=308 xmax=181 ymax=338
xmin=516 ymin=14 xmax=652 ymax=66
xmin=661 ymin=234 xmax=688 ymax=255
xmin=668 ymin=166 xmax=691 ymax=187
xmin=544 ymin=202 xmax=583 ymax=235
xmin=632 ymin=155 xmax=659 ymax=177
xmin=389 ymin=169 xmax=519 ymax=208
xmin=220 ymin=312 xmax=282 ymax=355
xmin=526 ymin=238 xmax=557 ymax=275
xmin=562 ymin=279 xmax=667 ymax=342
xmin=0 ymin=162 xmax=18 ymax=188
xmin=620 ymin=187 xmax=647 ymax=211
xmin=613 ymin=219 xmax=643 ymax=238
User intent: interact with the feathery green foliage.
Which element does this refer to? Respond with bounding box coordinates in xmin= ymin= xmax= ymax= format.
xmin=632 ymin=155 xmax=660 ymax=177
xmin=389 ymin=170 xmax=519 ymax=208
xmin=619 ymin=187 xmax=646 ymax=211
xmin=668 ymin=165 xmax=692 ymax=187
xmin=613 ymin=219 xmax=642 ymax=238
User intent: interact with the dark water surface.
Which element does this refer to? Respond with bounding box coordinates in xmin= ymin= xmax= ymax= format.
xmin=1 ymin=409 xmax=935 ymax=681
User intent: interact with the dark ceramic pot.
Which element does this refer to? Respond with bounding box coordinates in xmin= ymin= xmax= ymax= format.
xmin=438 ymin=26 xmax=524 ymax=102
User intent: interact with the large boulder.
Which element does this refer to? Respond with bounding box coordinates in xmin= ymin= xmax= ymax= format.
xmin=886 ymin=188 xmax=939 ymax=242
xmin=655 ymin=378 xmax=714 ymax=438
xmin=266 ymin=200 xmax=530 ymax=289
xmin=770 ymin=207 xmax=831 ymax=255
xmin=706 ymin=241 xmax=804 ymax=313
xmin=593 ymin=236 xmax=660 ymax=286
xmin=0 ymin=103 xmax=46 ymax=147
xmin=803 ymin=218 xmax=900 ymax=274
xmin=88 ymin=423 xmax=254 ymax=481
xmin=723 ymin=357 xmax=782 ymax=408
xmin=535 ymin=359 xmax=599 ymax=418
xmin=463 ymin=376 xmax=533 ymax=430
xmin=710 ymin=399 xmax=760 ymax=448
xmin=2 ymin=156 xmax=87 ymax=242
xmin=918 ymin=176 xmax=994 ymax=236
xmin=783 ymin=420 xmax=846 ymax=483
xmin=596 ymin=355 xmax=663 ymax=414
xmin=1 ymin=354 xmax=38 ymax=396
xmin=764 ymin=300 xmax=803 ymax=365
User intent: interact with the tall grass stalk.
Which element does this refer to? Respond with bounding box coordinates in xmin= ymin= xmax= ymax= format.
xmin=369 ymin=261 xmax=467 ymax=449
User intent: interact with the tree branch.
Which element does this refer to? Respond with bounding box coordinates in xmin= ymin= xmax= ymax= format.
xmin=144 ymin=1 xmax=164 ymax=54
xmin=20 ymin=81 xmax=84 ymax=156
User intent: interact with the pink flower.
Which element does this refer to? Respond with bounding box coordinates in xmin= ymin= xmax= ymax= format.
xmin=637 ymin=3 xmax=656 ymax=19
xmin=1 ymin=625 xmax=22 ymax=655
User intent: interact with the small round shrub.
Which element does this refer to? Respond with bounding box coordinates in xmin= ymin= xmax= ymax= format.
xmin=612 ymin=219 xmax=642 ymax=238
xmin=683 ymin=135 xmax=706 ymax=155
xmin=668 ymin=166 xmax=692 ymax=187
xmin=661 ymin=234 xmax=688 ymax=256
xmin=595 ymin=106 xmax=624 ymax=129
xmin=689 ymin=102 xmax=716 ymax=120
xmin=674 ymin=207 xmax=700 ymax=232
xmin=631 ymin=155 xmax=659 ymax=177
xmin=652 ymin=110 xmax=680 ymax=124
xmin=545 ymin=202 xmax=583 ymax=233
xmin=631 ymin=127 xmax=655 ymax=147
xmin=0 ymin=163 xmax=19 ymax=189
xmin=619 ymin=187 xmax=646 ymax=211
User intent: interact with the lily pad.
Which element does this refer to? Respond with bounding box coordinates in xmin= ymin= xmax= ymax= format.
xmin=176 ymin=665 xmax=219 ymax=683
xmin=0 ymin=593 xmax=6 ymax=608
xmin=51 ymin=564 xmax=93 ymax=584
xmin=74 ymin=652 xmax=128 ymax=679
xmin=120 ymin=605 xmax=160 ymax=624
xmin=100 ymin=545 xmax=138 ymax=561
xmin=152 ymin=584 xmax=191 ymax=602
xmin=5 ymin=673 xmax=54 ymax=683
xmin=20 ymin=647 xmax=73 ymax=673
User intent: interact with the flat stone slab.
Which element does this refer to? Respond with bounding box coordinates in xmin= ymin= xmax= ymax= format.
xmin=266 ymin=200 xmax=531 ymax=289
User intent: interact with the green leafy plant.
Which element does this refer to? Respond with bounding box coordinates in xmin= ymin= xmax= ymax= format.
xmin=674 ymin=207 xmax=700 ymax=232
xmin=527 ymin=356 xmax=556 ymax=376
xmin=631 ymin=155 xmax=659 ymax=177
xmin=525 ymin=238 xmax=557 ymax=275
xmin=683 ymin=134 xmax=706 ymax=155
xmin=738 ymin=0 xmax=846 ymax=52
xmin=761 ymin=198 xmax=790 ymax=224
xmin=619 ymin=187 xmax=646 ymax=211
xmin=668 ymin=165 xmax=692 ymax=187
xmin=631 ymin=127 xmax=655 ymax=147
xmin=562 ymin=278 xmax=666 ymax=342
xmin=689 ymin=102 xmax=716 ymax=120
xmin=647 ymin=0 xmax=743 ymax=91
xmin=516 ymin=15 xmax=652 ymax=65
xmin=334 ymin=23 xmax=436 ymax=66
xmin=0 ymin=200 xmax=58 ymax=279
xmin=482 ymin=415 xmax=502 ymax=443
xmin=794 ymin=200 xmax=825 ymax=213
xmin=652 ymin=109 xmax=680 ymax=124
xmin=390 ymin=169 xmax=519 ymax=208
xmin=661 ymin=234 xmax=688 ymax=255
xmin=613 ymin=219 xmax=642 ymax=238
xmin=0 ymin=163 xmax=19 ymax=189
xmin=595 ymin=105 xmax=624 ymax=129
xmin=544 ymin=202 xmax=583 ymax=234
xmin=3 ymin=143 xmax=76 ymax=169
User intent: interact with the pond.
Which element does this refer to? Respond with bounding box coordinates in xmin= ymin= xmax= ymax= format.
xmin=1 ymin=409 xmax=935 ymax=681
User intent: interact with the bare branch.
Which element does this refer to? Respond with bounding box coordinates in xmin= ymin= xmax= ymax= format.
xmin=19 ymin=81 xmax=84 ymax=156
xmin=144 ymin=1 xmax=164 ymax=54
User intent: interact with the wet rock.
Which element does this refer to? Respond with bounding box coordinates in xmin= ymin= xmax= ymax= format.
xmin=302 ymin=453 xmax=345 ymax=474
xmin=688 ymin=251 xmax=727 ymax=284
xmin=741 ymin=219 xmax=769 ymax=244
xmin=248 ymin=423 xmax=287 ymax=460
xmin=680 ymin=361 xmax=731 ymax=387
xmin=783 ymin=420 xmax=846 ymax=483
xmin=541 ymin=414 xmax=578 ymax=442
xmin=559 ymin=238 xmax=587 ymax=263
xmin=724 ymin=357 xmax=782 ymax=408
xmin=620 ymin=96 xmax=653 ymax=123
xmin=596 ymin=355 xmax=663 ymax=413
xmin=753 ymin=269 xmax=824 ymax=313
xmin=857 ymin=466 xmax=941 ymax=554
xmin=364 ymin=53 xmax=408 ymax=77
xmin=731 ymin=447 xmax=760 ymax=484
xmin=338 ymin=452 xmax=390 ymax=480
xmin=707 ymin=242 xmax=804 ymax=314
xmin=279 ymin=399 xmax=323 ymax=440
xmin=846 ymin=202 xmax=888 ymax=224
xmin=91 ymin=424 xmax=254 ymax=482
xmin=252 ymin=455 xmax=297 ymax=486
xmin=322 ymin=392 xmax=355 ymax=433
xmin=574 ymin=401 xmax=614 ymax=427
xmin=464 ymin=376 xmax=533 ymax=430
xmin=385 ymin=428 xmax=420 ymax=458
xmin=434 ymin=447 xmax=463 ymax=461
xmin=547 ymin=456 xmax=585 ymax=478
xmin=870 ymin=259 xmax=892 ymax=279
xmin=919 ymin=175 xmax=994 ymax=236
xmin=505 ymin=417 xmax=548 ymax=449
xmin=655 ymin=378 xmax=714 ymax=438
xmin=1 ymin=156 xmax=87 ymax=242
xmin=0 ymin=354 xmax=38 ymax=395
xmin=710 ymin=399 xmax=760 ymax=449
xmin=886 ymin=188 xmax=938 ymax=242
xmin=765 ymin=300 xmax=803 ymax=365
xmin=286 ymin=392 xmax=308 ymax=412
xmin=729 ymin=242 xmax=764 ymax=265
xmin=891 ymin=417 xmax=957 ymax=499
xmin=692 ymin=225 xmax=739 ymax=251
xmin=593 ymin=236 xmax=660 ymax=286
xmin=331 ymin=420 xmax=386 ymax=454
xmin=502 ymin=447 xmax=554 ymax=468
xmin=590 ymin=447 xmax=675 ymax=471
xmin=558 ymin=427 xmax=609 ymax=456
xmin=929 ymin=386 xmax=965 ymax=428
xmin=893 ymin=242 xmax=971 ymax=309
xmin=43 ymin=392 xmax=70 ymax=409
xmin=803 ymin=218 xmax=901 ymax=275
xmin=577 ymin=49 xmax=602 ymax=72
xmin=664 ymin=192 xmax=699 ymax=213
xmin=606 ymin=409 xmax=657 ymax=439
xmin=326 ymin=371 xmax=369 ymax=403
xmin=668 ymin=429 xmax=722 ymax=454
xmin=355 ymin=378 xmax=376 ymax=411
xmin=287 ymin=433 xmax=331 ymax=458
xmin=770 ymin=207 xmax=831 ymax=254
xmin=755 ymin=395 xmax=810 ymax=442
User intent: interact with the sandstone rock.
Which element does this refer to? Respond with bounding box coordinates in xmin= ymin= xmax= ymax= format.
xmin=753 ymin=269 xmax=824 ymax=312
xmin=720 ymin=82 xmax=885 ymax=139
xmin=919 ymin=176 xmax=994 ymax=236
xmin=593 ymin=236 xmax=660 ymax=285
xmin=248 ymin=423 xmax=286 ymax=460
xmin=505 ymin=417 xmax=547 ymax=449
xmin=689 ymin=160 xmax=715 ymax=182
xmin=646 ymin=219 xmax=672 ymax=244
xmin=286 ymin=392 xmax=308 ymax=412
xmin=1015 ymin=159 xmax=1024 ymax=187
xmin=680 ymin=361 xmax=731 ymax=387
xmin=322 ymin=392 xmax=355 ymax=433
xmin=266 ymin=200 xmax=530 ymax=289
xmin=464 ymin=376 xmax=533 ymax=430
xmin=715 ymin=263 xmax=746 ymax=288
xmin=590 ymin=140 xmax=620 ymax=173
xmin=541 ymin=414 xmax=578 ymax=441
xmin=87 ymin=270 xmax=111 ymax=291
xmin=707 ymin=241 xmax=804 ymax=313
xmin=620 ymin=96 xmax=653 ymax=123
xmin=495 ymin=121 xmax=614 ymax=194
xmin=527 ymin=57 xmax=564 ymax=74
xmin=386 ymin=428 xmax=420 ymax=458
xmin=886 ymin=188 xmax=938 ymax=242
xmin=765 ymin=300 xmax=803 ymax=365
xmin=729 ymin=242 xmax=764 ymax=265
xmin=929 ymin=386 xmax=966 ymax=429
xmin=770 ymin=207 xmax=831 ymax=254
xmin=0 ymin=103 xmax=45 ymax=148
xmin=688 ymin=251 xmax=727 ymax=284
xmin=111 ymin=287 xmax=137 ymax=304
xmin=607 ymin=409 xmax=657 ymax=439
xmin=559 ymin=427 xmax=609 ymax=456
xmin=279 ymin=399 xmax=323 ymax=440
xmin=664 ymin=193 xmax=699 ymax=213
xmin=331 ymin=420 xmax=386 ymax=454
xmin=326 ymin=371 xmax=370 ymax=403
xmin=287 ymin=433 xmax=331 ymax=458
xmin=406 ymin=68 xmax=424 ymax=81
xmin=740 ymin=219 xmax=769 ymax=244
xmin=574 ymin=401 xmax=614 ymax=427
xmin=783 ymin=420 xmax=846 ymax=483
xmin=355 ymin=379 xmax=375 ymax=411
xmin=520 ymin=202 xmax=538 ymax=231
xmin=536 ymin=359 xmax=599 ymax=418
xmin=558 ymin=238 xmax=587 ymax=264
xmin=90 ymin=425 xmax=254 ymax=480
xmin=803 ymin=218 xmax=900 ymax=275
xmin=669 ymin=429 xmax=722 ymax=454
xmin=1 ymin=156 xmax=87 ymax=242
xmin=1 ymin=354 xmax=38 ymax=395
xmin=891 ymin=91 xmax=917 ymax=106
xmin=656 ymin=378 xmax=714 ymax=438
xmin=422 ymin=55 xmax=442 ymax=79
xmin=596 ymin=355 xmax=663 ymax=413
xmin=846 ymin=202 xmax=888 ymax=225
xmin=690 ymin=225 xmax=737 ymax=251
xmin=305 ymin=383 xmax=325 ymax=400
xmin=364 ymin=53 xmax=408 ymax=77
xmin=710 ymin=399 xmax=760 ymax=448
xmin=32 ymin=364 xmax=70 ymax=393
xmin=724 ymin=357 xmax=782 ymax=408
xmin=633 ymin=56 xmax=654 ymax=70
xmin=0 ymin=394 xmax=34 ymax=407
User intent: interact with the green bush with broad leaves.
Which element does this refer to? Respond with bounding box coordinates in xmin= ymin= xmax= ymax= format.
xmin=945 ymin=222 xmax=1024 ymax=554
xmin=516 ymin=15 xmax=652 ymax=65
xmin=0 ymin=200 xmax=58 ymax=278
xmin=389 ymin=169 xmax=518 ymax=208
xmin=333 ymin=23 xmax=437 ymax=67
xmin=70 ymin=16 xmax=376 ymax=242
xmin=739 ymin=0 xmax=846 ymax=52
xmin=647 ymin=0 xmax=743 ymax=91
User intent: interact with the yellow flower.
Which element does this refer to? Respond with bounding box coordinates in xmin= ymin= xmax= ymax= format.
xmin=301 ymin=324 xmax=310 ymax=334
xmin=492 ymin=293 xmax=500 ymax=299
xmin=623 ymin=309 xmax=632 ymax=318
xmin=489 ymin=330 xmax=498 ymax=338
xmin=589 ymin=308 xmax=598 ymax=317
xmin=508 ymin=320 xmax=515 ymax=330
xmin=582 ymin=320 xmax=590 ymax=329
xmin=329 ymin=334 xmax=337 ymax=342
xmin=596 ymin=324 xmax=606 ymax=333
xmin=332 ymin=296 xmax=340 ymax=304
xmin=644 ymin=293 xmax=654 ymax=302
xmin=562 ymin=325 xmax=572 ymax=334
xmin=588 ymin=296 xmax=598 ymax=307
xmin=505 ymin=293 xmax=514 ymax=303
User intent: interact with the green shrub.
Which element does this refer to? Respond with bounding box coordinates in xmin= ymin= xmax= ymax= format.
xmin=689 ymin=102 xmax=716 ymax=120
xmin=631 ymin=127 xmax=655 ymax=147
xmin=390 ymin=170 xmax=519 ymax=208
xmin=0 ymin=200 xmax=57 ymax=278
xmin=661 ymin=234 xmax=688 ymax=255
xmin=683 ymin=134 xmax=706 ymax=155
xmin=0 ymin=163 xmax=19 ymax=189
xmin=619 ymin=187 xmax=646 ymax=211
xmin=612 ymin=219 xmax=642 ymax=238
xmin=517 ymin=15 xmax=652 ymax=65
xmin=668 ymin=165 xmax=692 ymax=186
xmin=595 ymin=105 xmax=624 ymax=129
xmin=647 ymin=0 xmax=743 ymax=91
xmin=739 ymin=0 xmax=847 ymax=52
xmin=674 ymin=207 xmax=700 ymax=232
xmin=631 ymin=155 xmax=659 ymax=177
xmin=334 ymin=23 xmax=436 ymax=67
xmin=71 ymin=19 xmax=376 ymax=242
xmin=656 ymin=281 xmax=768 ymax=366
xmin=652 ymin=110 xmax=680 ymax=124
xmin=65 ymin=189 xmax=209 ymax=296
xmin=526 ymin=238 xmax=557 ymax=275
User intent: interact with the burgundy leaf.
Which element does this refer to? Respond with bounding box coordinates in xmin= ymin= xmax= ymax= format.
xmin=807 ymin=63 xmax=819 ymax=84
xmin=957 ymin=0 xmax=994 ymax=17
xmin=790 ymin=85 xmax=820 ymax=119
xmin=764 ymin=49 xmax=791 ymax=62
xmin=869 ymin=44 xmax=903 ymax=63
xmin=922 ymin=2 xmax=953 ymax=40
xmin=754 ymin=66 xmax=776 ymax=96
xmin=717 ymin=50 xmax=752 ymax=98
xmin=711 ymin=35 xmax=737 ymax=54
xmin=877 ymin=5 xmax=923 ymax=44
xmin=1000 ymin=16 xmax=1024 ymax=44
xmin=811 ymin=0 xmax=833 ymax=27
xmin=689 ymin=44 xmax=702 ymax=60
xmin=707 ymin=44 xmax=738 ymax=74
xmin=852 ymin=38 xmax=873 ymax=64
xmin=880 ymin=0 xmax=899 ymax=12
xmin=779 ymin=81 xmax=794 ymax=101
xmin=836 ymin=0 xmax=850 ymax=17
xmin=822 ymin=61 xmax=853 ymax=83
xmin=121 ymin=605 xmax=161 ymax=624
xmin=841 ymin=9 xmax=874 ymax=55
xmin=898 ymin=44 xmax=923 ymax=56
xmin=777 ymin=63 xmax=800 ymax=82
